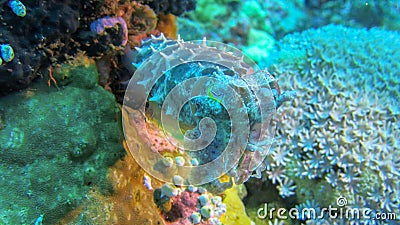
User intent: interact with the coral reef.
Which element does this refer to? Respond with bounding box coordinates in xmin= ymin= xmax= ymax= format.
xmin=179 ymin=0 xmax=306 ymax=63
xmin=0 ymin=0 xmax=194 ymax=96
xmin=305 ymin=0 xmax=400 ymax=30
xmin=0 ymin=56 xmax=125 ymax=224
xmin=248 ymin=24 xmax=400 ymax=224
xmin=140 ymin=0 xmax=197 ymax=16
xmin=0 ymin=0 xmax=124 ymax=95
xmin=58 ymin=146 xmax=165 ymax=224
xmin=154 ymin=185 xmax=226 ymax=224
xmin=179 ymin=0 xmax=400 ymax=63
xmin=2 ymin=1 xmax=399 ymax=224
xmin=0 ymin=0 xmax=78 ymax=94
xmin=98 ymin=1 xmax=158 ymax=47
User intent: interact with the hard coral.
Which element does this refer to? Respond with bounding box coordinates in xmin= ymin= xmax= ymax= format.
xmin=255 ymin=25 xmax=400 ymax=224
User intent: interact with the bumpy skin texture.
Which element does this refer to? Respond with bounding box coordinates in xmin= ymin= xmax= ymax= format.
xmin=127 ymin=35 xmax=291 ymax=186
xmin=140 ymin=0 xmax=197 ymax=16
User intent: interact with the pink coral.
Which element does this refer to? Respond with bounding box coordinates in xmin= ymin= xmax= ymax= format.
xmin=165 ymin=191 xmax=200 ymax=224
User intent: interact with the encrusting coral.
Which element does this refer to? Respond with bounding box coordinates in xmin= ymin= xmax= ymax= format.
xmin=0 ymin=56 xmax=125 ymax=224
xmin=57 ymin=146 xmax=165 ymax=225
xmin=221 ymin=184 xmax=254 ymax=225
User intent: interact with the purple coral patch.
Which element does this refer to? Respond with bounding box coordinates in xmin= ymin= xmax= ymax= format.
xmin=90 ymin=16 xmax=128 ymax=46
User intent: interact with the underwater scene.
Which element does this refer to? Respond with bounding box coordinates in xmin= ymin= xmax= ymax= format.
xmin=0 ymin=0 xmax=399 ymax=224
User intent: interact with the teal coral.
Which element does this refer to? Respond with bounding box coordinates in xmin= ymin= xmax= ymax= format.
xmin=255 ymin=24 xmax=400 ymax=223
xmin=180 ymin=0 xmax=306 ymax=63
xmin=0 ymin=44 xmax=15 ymax=63
xmin=267 ymin=24 xmax=400 ymax=107
xmin=253 ymin=0 xmax=306 ymax=38
xmin=8 ymin=0 xmax=26 ymax=17
xmin=307 ymin=0 xmax=400 ymax=31
xmin=0 ymin=60 xmax=125 ymax=224
xmin=242 ymin=28 xmax=275 ymax=63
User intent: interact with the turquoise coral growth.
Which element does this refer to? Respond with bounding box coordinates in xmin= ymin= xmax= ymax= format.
xmin=0 ymin=44 xmax=15 ymax=63
xmin=8 ymin=0 xmax=26 ymax=17
xmin=256 ymin=24 xmax=400 ymax=224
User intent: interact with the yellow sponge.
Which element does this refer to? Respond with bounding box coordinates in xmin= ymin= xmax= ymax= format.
xmin=221 ymin=184 xmax=253 ymax=225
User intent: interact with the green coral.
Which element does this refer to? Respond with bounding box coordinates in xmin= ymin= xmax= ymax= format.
xmin=190 ymin=0 xmax=237 ymax=24
xmin=181 ymin=0 xmax=307 ymax=63
xmin=242 ymin=28 xmax=275 ymax=63
xmin=0 ymin=59 xmax=125 ymax=224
